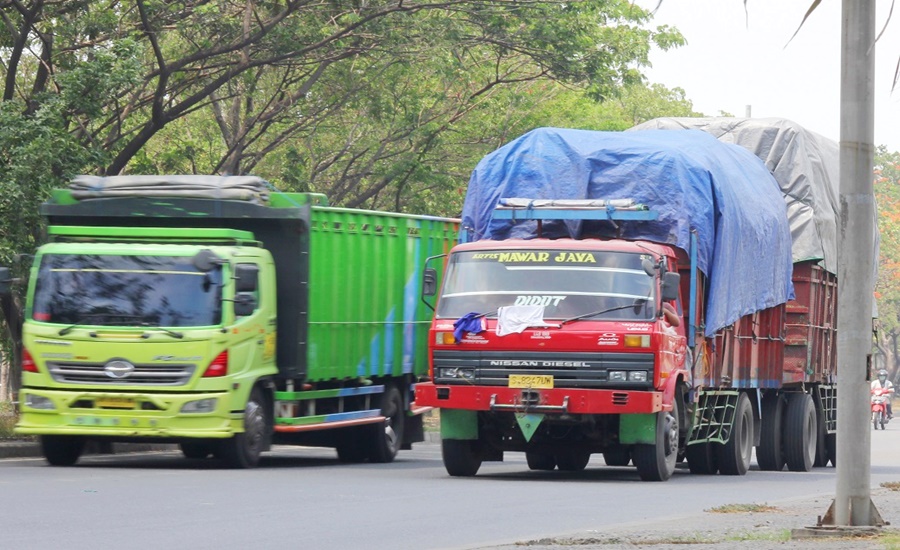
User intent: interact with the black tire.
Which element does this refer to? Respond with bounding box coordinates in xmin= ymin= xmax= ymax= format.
xmin=180 ymin=441 xmax=215 ymax=459
xmin=756 ymin=392 xmax=785 ymax=471
xmin=875 ymin=410 xmax=885 ymax=430
xmin=813 ymin=408 xmax=829 ymax=467
xmin=603 ymin=447 xmax=631 ymax=467
xmin=784 ymin=392 xmax=816 ymax=472
xmin=442 ymin=439 xmax=482 ymax=477
xmin=555 ymin=449 xmax=591 ymax=472
xmin=633 ymin=401 xmax=679 ymax=482
xmin=336 ymin=431 xmax=369 ymax=463
xmin=219 ymin=387 xmax=268 ymax=468
xmin=826 ymin=432 xmax=837 ymax=466
xmin=526 ymin=451 xmax=556 ymax=471
xmin=368 ymin=386 xmax=405 ymax=463
xmin=685 ymin=441 xmax=718 ymax=475
xmin=41 ymin=435 xmax=85 ymax=466
xmin=716 ymin=393 xmax=753 ymax=476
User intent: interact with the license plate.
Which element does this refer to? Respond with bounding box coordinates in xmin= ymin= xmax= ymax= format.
xmin=508 ymin=374 xmax=554 ymax=389
xmin=95 ymin=397 xmax=136 ymax=409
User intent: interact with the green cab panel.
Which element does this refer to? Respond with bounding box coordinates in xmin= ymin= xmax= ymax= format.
xmin=619 ymin=413 xmax=657 ymax=445
xmin=440 ymin=409 xmax=479 ymax=440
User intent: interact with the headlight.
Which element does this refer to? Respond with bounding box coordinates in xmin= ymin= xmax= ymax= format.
xmin=24 ymin=394 xmax=55 ymax=410
xmin=609 ymin=370 xmax=627 ymax=381
xmin=437 ymin=367 xmax=474 ymax=381
xmin=628 ymin=371 xmax=648 ymax=382
xmin=180 ymin=398 xmax=218 ymax=413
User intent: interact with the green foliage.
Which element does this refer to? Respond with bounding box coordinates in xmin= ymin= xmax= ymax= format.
xmin=875 ymin=145 xmax=900 ymax=340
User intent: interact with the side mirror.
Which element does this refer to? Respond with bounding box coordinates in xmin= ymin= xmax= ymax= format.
xmin=660 ymin=272 xmax=681 ymax=302
xmin=423 ymin=268 xmax=438 ymax=297
xmin=234 ymin=292 xmax=257 ymax=317
xmin=193 ymin=249 xmax=222 ymax=272
xmin=0 ymin=267 xmax=10 ymax=295
xmin=234 ymin=264 xmax=259 ymax=292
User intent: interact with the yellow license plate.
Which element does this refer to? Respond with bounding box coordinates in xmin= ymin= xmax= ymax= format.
xmin=508 ymin=374 xmax=554 ymax=389
xmin=95 ymin=397 xmax=136 ymax=409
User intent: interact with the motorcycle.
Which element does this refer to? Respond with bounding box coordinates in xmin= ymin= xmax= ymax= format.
xmin=872 ymin=386 xmax=893 ymax=430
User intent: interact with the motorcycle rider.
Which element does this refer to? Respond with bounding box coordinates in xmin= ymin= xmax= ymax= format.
xmin=871 ymin=369 xmax=894 ymax=419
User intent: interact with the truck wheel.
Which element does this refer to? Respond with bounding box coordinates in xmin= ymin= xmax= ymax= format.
xmin=716 ymin=393 xmax=753 ymax=475
xmin=603 ymin=447 xmax=631 ymax=467
xmin=813 ymin=408 xmax=829 ymax=467
xmin=633 ymin=401 xmax=679 ymax=482
xmin=685 ymin=442 xmax=718 ymax=475
xmin=555 ymin=449 xmax=590 ymax=472
xmin=41 ymin=435 xmax=85 ymax=466
xmin=219 ymin=387 xmax=267 ymax=468
xmin=180 ymin=441 xmax=215 ymax=459
xmin=784 ymin=392 xmax=816 ymax=472
xmin=756 ymin=392 xmax=785 ymax=471
xmin=336 ymin=430 xmax=368 ymax=463
xmin=826 ymin=432 xmax=837 ymax=467
xmin=368 ymin=385 xmax=405 ymax=463
xmin=526 ymin=452 xmax=556 ymax=471
xmin=442 ymin=439 xmax=482 ymax=477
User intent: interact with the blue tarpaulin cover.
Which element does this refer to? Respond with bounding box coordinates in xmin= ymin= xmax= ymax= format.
xmin=460 ymin=127 xmax=794 ymax=337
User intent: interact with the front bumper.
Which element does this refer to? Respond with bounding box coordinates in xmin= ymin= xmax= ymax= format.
xmin=15 ymin=388 xmax=241 ymax=438
xmin=415 ymin=382 xmax=663 ymax=414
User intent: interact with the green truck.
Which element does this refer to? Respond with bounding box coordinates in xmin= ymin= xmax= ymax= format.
xmin=9 ymin=175 xmax=458 ymax=467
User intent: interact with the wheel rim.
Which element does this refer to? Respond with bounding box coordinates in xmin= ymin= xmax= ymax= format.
xmin=739 ymin=410 xmax=752 ymax=463
xmin=664 ymin=411 xmax=678 ymax=458
xmin=383 ymin=392 xmax=402 ymax=455
xmin=384 ymin=418 xmax=398 ymax=451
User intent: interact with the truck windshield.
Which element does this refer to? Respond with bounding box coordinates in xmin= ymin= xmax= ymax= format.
xmin=437 ymin=249 xmax=656 ymax=321
xmin=31 ymin=254 xmax=223 ymax=327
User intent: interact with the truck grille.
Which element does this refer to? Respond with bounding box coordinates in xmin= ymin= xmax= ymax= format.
xmin=432 ymin=350 xmax=654 ymax=389
xmin=47 ymin=361 xmax=196 ymax=386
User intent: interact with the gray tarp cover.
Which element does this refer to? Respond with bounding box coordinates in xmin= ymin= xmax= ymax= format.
xmin=630 ymin=117 xmax=841 ymax=273
xmin=69 ymin=175 xmax=270 ymax=204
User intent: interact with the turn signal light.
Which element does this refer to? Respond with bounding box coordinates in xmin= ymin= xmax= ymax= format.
xmin=202 ymin=351 xmax=228 ymax=377
xmin=22 ymin=349 xmax=38 ymax=373
xmin=624 ymin=334 xmax=651 ymax=348
xmin=436 ymin=332 xmax=457 ymax=345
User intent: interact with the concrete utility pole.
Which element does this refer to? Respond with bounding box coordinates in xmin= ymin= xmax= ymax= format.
xmin=830 ymin=0 xmax=878 ymax=527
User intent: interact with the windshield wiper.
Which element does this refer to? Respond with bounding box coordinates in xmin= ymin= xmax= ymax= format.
xmin=559 ymin=298 xmax=649 ymax=326
xmin=58 ymin=314 xmax=108 ymax=336
xmin=138 ymin=323 xmax=184 ymax=339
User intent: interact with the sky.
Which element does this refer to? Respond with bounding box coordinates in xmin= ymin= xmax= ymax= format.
xmin=636 ymin=0 xmax=900 ymax=152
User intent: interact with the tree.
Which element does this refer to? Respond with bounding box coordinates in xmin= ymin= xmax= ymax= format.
xmin=0 ymin=0 xmax=688 ymax=396
xmin=874 ymin=145 xmax=900 ymax=382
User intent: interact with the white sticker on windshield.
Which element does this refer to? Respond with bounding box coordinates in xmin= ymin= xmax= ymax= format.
xmin=514 ymin=295 xmax=565 ymax=307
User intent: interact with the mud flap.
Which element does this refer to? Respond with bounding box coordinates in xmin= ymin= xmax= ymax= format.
xmin=515 ymin=413 xmax=544 ymax=442
xmin=440 ymin=409 xmax=479 ymax=440
xmin=619 ymin=413 xmax=657 ymax=445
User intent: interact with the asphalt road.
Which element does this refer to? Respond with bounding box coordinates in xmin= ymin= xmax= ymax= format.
xmin=2 ymin=428 xmax=900 ymax=550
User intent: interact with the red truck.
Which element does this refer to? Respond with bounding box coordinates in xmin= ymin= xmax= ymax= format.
xmin=415 ymin=125 xmax=839 ymax=481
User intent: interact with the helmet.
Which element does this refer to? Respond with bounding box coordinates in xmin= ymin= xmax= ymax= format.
xmin=878 ymin=369 xmax=888 ymax=379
